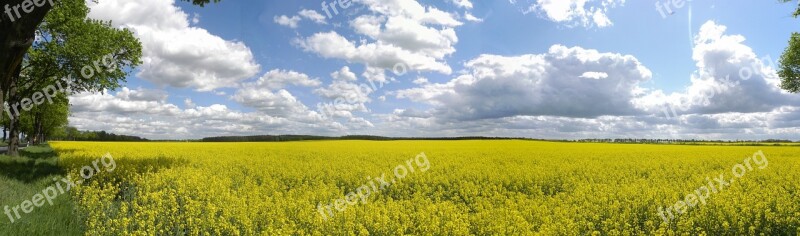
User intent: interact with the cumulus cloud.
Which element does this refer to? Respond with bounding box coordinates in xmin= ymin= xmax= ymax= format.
xmin=69 ymin=88 xmax=355 ymax=139
xmin=464 ymin=12 xmax=483 ymax=22
xmin=331 ymin=66 xmax=358 ymax=81
xmin=524 ymin=0 xmax=623 ymax=28
xmin=314 ymin=81 xmax=372 ymax=115
xmin=297 ymin=31 xmax=453 ymax=74
xmin=634 ymin=21 xmax=800 ymax=116
xmin=451 ymin=0 xmax=473 ymax=9
xmin=231 ymin=70 xmax=321 ymax=118
xmin=385 ymin=21 xmax=800 ymax=139
xmin=73 ymin=4 xmax=800 ymax=141
xmin=232 ymin=88 xmax=315 ymax=118
xmin=297 ymin=0 xmax=463 ymax=76
xmin=247 ymin=69 xmax=322 ymax=90
xmin=298 ymin=9 xmax=327 ymax=24
xmin=313 ymin=67 xmax=384 ymax=120
xmin=87 ymin=0 xmax=261 ymax=92
xmin=276 ymin=9 xmax=328 ymax=28
xmin=395 ymin=45 xmax=653 ymax=120
xmin=184 ymin=98 xmax=196 ymax=109
xmin=274 ymin=15 xmax=301 ymax=28
xmin=374 ymin=111 xmax=800 ymax=140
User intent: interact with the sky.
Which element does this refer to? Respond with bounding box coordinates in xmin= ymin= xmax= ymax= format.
xmin=71 ymin=0 xmax=800 ymax=140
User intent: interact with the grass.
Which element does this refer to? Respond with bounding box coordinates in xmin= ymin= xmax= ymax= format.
xmin=0 ymin=145 xmax=82 ymax=236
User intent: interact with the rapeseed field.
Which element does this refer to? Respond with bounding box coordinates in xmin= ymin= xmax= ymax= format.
xmin=49 ymin=141 xmax=800 ymax=235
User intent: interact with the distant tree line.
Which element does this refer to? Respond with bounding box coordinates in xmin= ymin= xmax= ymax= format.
xmin=200 ymin=136 xmax=798 ymax=143
xmin=202 ymin=135 xmax=335 ymax=142
xmin=48 ymin=127 xmax=148 ymax=142
xmin=575 ymin=139 xmax=796 ymax=144
xmin=201 ymin=135 xmax=526 ymax=142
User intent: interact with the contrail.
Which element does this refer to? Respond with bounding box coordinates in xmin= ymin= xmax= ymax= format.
xmin=688 ymin=3 xmax=694 ymax=50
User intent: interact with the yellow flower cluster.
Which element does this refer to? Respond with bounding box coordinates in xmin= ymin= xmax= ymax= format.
xmin=50 ymin=141 xmax=800 ymax=235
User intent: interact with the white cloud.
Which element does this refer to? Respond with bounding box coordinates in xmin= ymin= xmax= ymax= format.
xmin=231 ymin=88 xmax=315 ymax=118
xmin=184 ymin=98 xmax=196 ymax=108
xmin=395 ymin=45 xmax=653 ymax=120
xmin=247 ymin=69 xmax=322 ymax=90
xmin=87 ymin=0 xmax=261 ymax=92
xmin=74 ymin=5 xmax=800 ymax=141
xmin=297 ymin=31 xmax=453 ymax=74
xmin=464 ymin=12 xmax=483 ymax=22
xmin=314 ymin=81 xmax=373 ymax=115
xmin=298 ymin=0 xmax=463 ymax=77
xmin=331 ymin=66 xmax=358 ymax=81
xmin=374 ymin=111 xmax=800 ymax=140
xmin=312 ymin=67 xmax=387 ymax=119
xmin=384 ymin=21 xmax=800 ymax=140
xmin=634 ymin=21 xmax=800 ymax=116
xmin=230 ymin=70 xmax=322 ymax=118
xmin=362 ymin=66 xmax=391 ymax=84
xmin=299 ymin=9 xmax=328 ymax=24
xmin=274 ymin=15 xmax=302 ymax=28
xmin=451 ymin=0 xmax=473 ymax=9
xmin=525 ymin=0 xmax=623 ymax=28
xmin=191 ymin=13 xmax=200 ymax=24
xmin=351 ymin=15 xmax=385 ymax=37
xmin=69 ymin=88 xmax=351 ymax=139
xmin=580 ymin=71 xmax=609 ymax=80
xmin=277 ymin=9 xmax=328 ymax=28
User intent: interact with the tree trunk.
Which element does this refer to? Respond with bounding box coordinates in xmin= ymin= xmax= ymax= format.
xmin=2 ymin=126 xmax=6 ymax=142
xmin=32 ymin=115 xmax=39 ymax=145
xmin=6 ymin=65 xmax=21 ymax=156
xmin=0 ymin=0 xmax=52 ymax=93
xmin=35 ymin=123 xmax=40 ymax=145
xmin=8 ymin=120 xmax=20 ymax=156
xmin=35 ymin=115 xmax=44 ymax=145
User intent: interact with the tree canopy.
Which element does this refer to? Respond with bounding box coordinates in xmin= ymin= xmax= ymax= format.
xmin=779 ymin=33 xmax=800 ymax=93
xmin=2 ymin=0 xmax=144 ymax=155
xmin=779 ymin=0 xmax=800 ymax=93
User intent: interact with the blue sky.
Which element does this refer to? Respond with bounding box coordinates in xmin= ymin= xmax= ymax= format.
xmin=73 ymin=0 xmax=800 ymax=140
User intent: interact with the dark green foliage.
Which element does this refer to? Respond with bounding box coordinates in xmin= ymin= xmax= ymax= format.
xmin=49 ymin=127 xmax=148 ymax=141
xmin=779 ymin=32 xmax=800 ymax=93
xmin=779 ymin=0 xmax=800 ymax=92
xmin=182 ymin=0 xmax=222 ymax=7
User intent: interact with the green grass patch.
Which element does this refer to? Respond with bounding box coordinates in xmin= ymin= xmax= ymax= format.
xmin=0 ymin=145 xmax=82 ymax=236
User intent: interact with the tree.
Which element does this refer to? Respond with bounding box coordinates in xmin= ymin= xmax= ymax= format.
xmin=0 ymin=0 xmax=221 ymax=153
xmin=779 ymin=0 xmax=800 ymax=93
xmin=19 ymin=93 xmax=69 ymax=145
xmin=58 ymin=126 xmax=78 ymax=140
xmin=779 ymin=33 xmax=800 ymax=93
xmin=4 ymin=0 xmax=146 ymax=155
